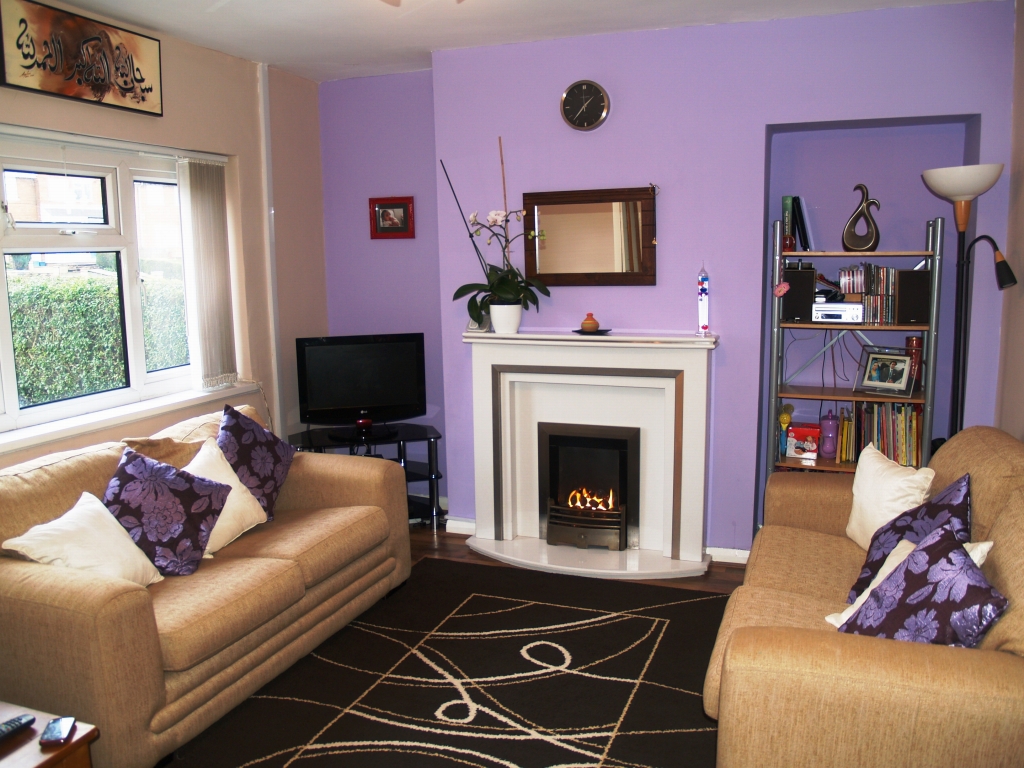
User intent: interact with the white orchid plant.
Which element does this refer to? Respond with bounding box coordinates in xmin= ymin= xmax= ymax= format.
xmin=441 ymin=151 xmax=549 ymax=324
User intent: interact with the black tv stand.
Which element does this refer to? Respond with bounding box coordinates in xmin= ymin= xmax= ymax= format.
xmin=289 ymin=423 xmax=444 ymax=530
xmin=325 ymin=424 xmax=399 ymax=442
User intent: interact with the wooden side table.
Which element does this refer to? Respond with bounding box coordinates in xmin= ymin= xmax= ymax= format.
xmin=0 ymin=702 xmax=98 ymax=768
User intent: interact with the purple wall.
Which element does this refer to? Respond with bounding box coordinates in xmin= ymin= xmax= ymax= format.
xmin=319 ymin=70 xmax=447 ymax=492
xmin=432 ymin=2 xmax=1014 ymax=548
xmin=768 ymin=121 xmax=968 ymax=432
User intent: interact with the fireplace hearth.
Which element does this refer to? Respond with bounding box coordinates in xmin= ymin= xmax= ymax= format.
xmin=538 ymin=423 xmax=640 ymax=551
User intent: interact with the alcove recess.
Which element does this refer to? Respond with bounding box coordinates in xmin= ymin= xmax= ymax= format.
xmin=753 ymin=115 xmax=980 ymax=530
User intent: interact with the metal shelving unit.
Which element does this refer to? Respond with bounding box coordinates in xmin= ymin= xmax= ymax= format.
xmin=762 ymin=217 xmax=944 ymax=487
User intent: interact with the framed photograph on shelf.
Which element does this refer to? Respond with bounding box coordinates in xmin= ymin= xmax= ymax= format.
xmin=369 ymin=197 xmax=414 ymax=239
xmin=853 ymin=345 xmax=917 ymax=398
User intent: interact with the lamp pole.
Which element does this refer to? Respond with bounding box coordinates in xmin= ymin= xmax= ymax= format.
xmin=921 ymin=163 xmax=1007 ymax=441
xmin=949 ymin=202 xmax=970 ymax=437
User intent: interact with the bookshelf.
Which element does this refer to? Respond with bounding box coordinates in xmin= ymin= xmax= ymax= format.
xmin=764 ymin=218 xmax=944 ymax=479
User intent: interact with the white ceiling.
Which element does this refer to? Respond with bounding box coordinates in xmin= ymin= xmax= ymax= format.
xmin=69 ymin=0 xmax=990 ymax=83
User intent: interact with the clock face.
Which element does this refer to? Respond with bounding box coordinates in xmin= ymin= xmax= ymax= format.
xmin=561 ymin=80 xmax=609 ymax=131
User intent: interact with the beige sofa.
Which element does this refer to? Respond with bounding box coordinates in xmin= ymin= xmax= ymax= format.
xmin=0 ymin=406 xmax=411 ymax=768
xmin=704 ymin=426 xmax=1024 ymax=767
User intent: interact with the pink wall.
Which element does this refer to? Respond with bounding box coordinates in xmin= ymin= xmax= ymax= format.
xmin=270 ymin=67 xmax=329 ymax=437
xmin=319 ymin=70 xmax=447 ymax=490
xmin=432 ymin=2 xmax=1014 ymax=549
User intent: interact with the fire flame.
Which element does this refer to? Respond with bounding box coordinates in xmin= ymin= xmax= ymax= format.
xmin=566 ymin=487 xmax=615 ymax=511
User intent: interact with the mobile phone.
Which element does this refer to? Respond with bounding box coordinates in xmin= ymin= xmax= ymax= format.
xmin=39 ymin=717 xmax=75 ymax=746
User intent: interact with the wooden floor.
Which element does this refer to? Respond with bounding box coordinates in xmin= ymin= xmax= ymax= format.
xmin=410 ymin=524 xmax=745 ymax=595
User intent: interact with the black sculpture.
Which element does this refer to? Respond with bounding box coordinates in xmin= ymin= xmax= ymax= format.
xmin=842 ymin=183 xmax=880 ymax=252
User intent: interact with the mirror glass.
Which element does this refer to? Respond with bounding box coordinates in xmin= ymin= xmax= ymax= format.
xmin=523 ymin=187 xmax=655 ymax=286
xmin=534 ymin=202 xmax=643 ymax=274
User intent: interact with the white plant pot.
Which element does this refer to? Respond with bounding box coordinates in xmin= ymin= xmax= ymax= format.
xmin=489 ymin=303 xmax=523 ymax=334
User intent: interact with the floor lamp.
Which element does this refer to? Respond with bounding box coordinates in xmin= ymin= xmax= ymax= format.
xmin=922 ymin=163 xmax=1016 ymax=438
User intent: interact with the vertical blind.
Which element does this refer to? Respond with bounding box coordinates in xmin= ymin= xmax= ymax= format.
xmin=178 ymin=159 xmax=238 ymax=389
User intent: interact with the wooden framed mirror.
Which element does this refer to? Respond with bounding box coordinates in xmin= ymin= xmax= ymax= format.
xmin=523 ymin=186 xmax=656 ymax=286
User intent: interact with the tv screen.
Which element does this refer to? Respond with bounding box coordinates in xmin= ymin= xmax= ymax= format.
xmin=296 ymin=333 xmax=426 ymax=425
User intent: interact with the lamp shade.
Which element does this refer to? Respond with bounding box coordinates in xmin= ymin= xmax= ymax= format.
xmin=922 ymin=164 xmax=1003 ymax=202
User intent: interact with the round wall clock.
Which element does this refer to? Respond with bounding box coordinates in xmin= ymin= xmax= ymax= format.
xmin=560 ymin=80 xmax=609 ymax=131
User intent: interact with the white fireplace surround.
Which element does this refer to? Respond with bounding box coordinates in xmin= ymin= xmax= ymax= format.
xmin=464 ymin=331 xmax=717 ymax=579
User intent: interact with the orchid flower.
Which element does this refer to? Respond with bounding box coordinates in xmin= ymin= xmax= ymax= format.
xmin=487 ymin=210 xmax=506 ymax=227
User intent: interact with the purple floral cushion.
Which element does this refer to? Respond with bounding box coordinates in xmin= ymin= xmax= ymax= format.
xmin=839 ymin=523 xmax=1007 ymax=647
xmin=102 ymin=448 xmax=231 ymax=576
xmin=848 ymin=474 xmax=971 ymax=603
xmin=216 ymin=405 xmax=295 ymax=522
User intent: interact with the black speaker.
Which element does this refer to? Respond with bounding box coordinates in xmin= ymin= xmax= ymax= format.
xmin=896 ymin=270 xmax=931 ymax=325
xmin=781 ymin=268 xmax=816 ymax=322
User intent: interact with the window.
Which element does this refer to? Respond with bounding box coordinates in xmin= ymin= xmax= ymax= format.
xmin=2 ymin=170 xmax=108 ymax=225
xmin=0 ymin=134 xmax=213 ymax=432
xmin=4 ymin=251 xmax=128 ymax=408
xmin=134 ymin=180 xmax=189 ymax=373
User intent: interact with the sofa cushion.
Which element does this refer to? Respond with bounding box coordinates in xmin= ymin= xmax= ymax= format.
xmin=829 ymin=539 xmax=993 ymax=629
xmin=847 ymin=444 xmax=935 ymax=550
xmin=215 ymin=505 xmax=390 ymax=588
xmin=979 ymin=487 xmax=1024 ymax=658
xmin=149 ymin=555 xmax=304 ymax=671
xmin=0 ymin=442 xmax=124 ymax=545
xmin=744 ymin=525 xmax=865 ymax=602
xmin=2 ymin=491 xmax=163 ymax=587
xmin=703 ymin=585 xmax=843 ymax=719
xmin=929 ymin=426 xmax=1024 ymax=541
xmin=182 ymin=439 xmax=268 ymax=554
xmin=103 ymin=448 xmax=231 ymax=576
xmin=848 ymin=474 xmax=972 ymax=603
xmin=839 ymin=523 xmax=1007 ymax=647
xmin=122 ymin=437 xmax=203 ymax=469
xmin=150 ymin=404 xmax=265 ymax=444
xmin=216 ymin=405 xmax=296 ymax=522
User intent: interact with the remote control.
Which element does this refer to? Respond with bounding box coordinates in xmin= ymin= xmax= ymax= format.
xmin=0 ymin=713 xmax=35 ymax=743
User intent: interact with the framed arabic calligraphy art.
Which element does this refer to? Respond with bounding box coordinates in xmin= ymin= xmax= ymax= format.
xmin=369 ymin=197 xmax=415 ymax=239
xmin=0 ymin=0 xmax=162 ymax=115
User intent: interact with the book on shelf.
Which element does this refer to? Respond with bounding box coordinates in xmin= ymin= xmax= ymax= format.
xmin=782 ymin=196 xmax=793 ymax=240
xmin=857 ymin=401 xmax=922 ymax=467
xmin=792 ymin=196 xmax=812 ymax=251
xmin=796 ymin=196 xmax=815 ymax=250
xmin=832 ymin=402 xmax=922 ymax=467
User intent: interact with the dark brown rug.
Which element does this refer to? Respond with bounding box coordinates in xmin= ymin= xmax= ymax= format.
xmin=171 ymin=558 xmax=727 ymax=768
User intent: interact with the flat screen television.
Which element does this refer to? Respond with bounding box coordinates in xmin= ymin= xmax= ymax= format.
xmin=296 ymin=333 xmax=426 ymax=426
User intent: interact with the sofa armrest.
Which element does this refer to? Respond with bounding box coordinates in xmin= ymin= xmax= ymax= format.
xmin=763 ymin=471 xmax=854 ymax=536
xmin=275 ymin=453 xmax=411 ymax=585
xmin=0 ymin=558 xmax=165 ymax=767
xmin=717 ymin=626 xmax=1024 ymax=767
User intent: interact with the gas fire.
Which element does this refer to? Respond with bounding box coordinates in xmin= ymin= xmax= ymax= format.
xmin=566 ymin=487 xmax=615 ymax=511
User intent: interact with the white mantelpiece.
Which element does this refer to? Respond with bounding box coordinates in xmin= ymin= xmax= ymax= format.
xmin=464 ymin=330 xmax=717 ymax=579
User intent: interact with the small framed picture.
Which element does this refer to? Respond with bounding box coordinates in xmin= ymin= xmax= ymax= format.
xmin=369 ymin=197 xmax=414 ymax=239
xmin=854 ymin=345 xmax=917 ymax=398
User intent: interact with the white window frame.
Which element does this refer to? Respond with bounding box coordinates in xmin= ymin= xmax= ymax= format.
xmin=0 ymin=136 xmax=196 ymax=432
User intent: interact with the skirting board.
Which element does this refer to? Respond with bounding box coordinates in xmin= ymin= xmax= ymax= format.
xmin=443 ymin=518 xmax=750 ymax=565
xmin=444 ymin=517 xmax=476 ymax=535
xmin=704 ymin=547 xmax=749 ymax=565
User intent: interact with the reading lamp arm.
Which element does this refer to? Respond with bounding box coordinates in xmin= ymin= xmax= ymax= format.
xmin=966 ymin=235 xmax=1018 ymax=290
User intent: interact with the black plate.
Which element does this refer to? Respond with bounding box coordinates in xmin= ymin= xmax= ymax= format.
xmin=572 ymin=328 xmax=612 ymax=335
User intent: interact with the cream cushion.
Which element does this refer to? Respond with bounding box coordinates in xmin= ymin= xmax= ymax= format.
xmin=1 ymin=491 xmax=163 ymax=586
xmin=846 ymin=443 xmax=935 ymax=550
xmin=826 ymin=539 xmax=994 ymax=628
xmin=182 ymin=438 xmax=267 ymax=554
